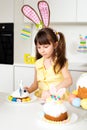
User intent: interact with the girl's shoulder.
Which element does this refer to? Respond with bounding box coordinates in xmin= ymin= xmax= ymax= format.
xmin=62 ymin=61 xmax=68 ymax=70
xmin=65 ymin=61 xmax=68 ymax=68
xmin=35 ymin=57 xmax=44 ymax=68
xmin=35 ymin=57 xmax=43 ymax=64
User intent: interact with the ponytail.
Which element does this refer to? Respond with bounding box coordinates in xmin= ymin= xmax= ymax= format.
xmin=54 ymin=32 xmax=67 ymax=73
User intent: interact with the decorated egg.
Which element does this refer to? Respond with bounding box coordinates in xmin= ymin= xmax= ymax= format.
xmin=72 ymin=97 xmax=81 ymax=107
xmin=81 ymin=98 xmax=87 ymax=110
xmin=72 ymin=90 xmax=78 ymax=96
xmin=8 ymin=95 xmax=13 ymax=101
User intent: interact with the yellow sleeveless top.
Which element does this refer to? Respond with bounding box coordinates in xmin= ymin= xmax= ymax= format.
xmin=35 ymin=57 xmax=68 ymax=91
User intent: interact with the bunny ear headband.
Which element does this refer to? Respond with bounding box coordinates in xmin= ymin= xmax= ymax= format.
xmin=21 ymin=0 xmax=50 ymax=29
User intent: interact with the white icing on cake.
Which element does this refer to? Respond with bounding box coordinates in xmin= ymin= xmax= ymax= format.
xmin=76 ymin=73 xmax=87 ymax=89
xmin=11 ymin=88 xmax=29 ymax=98
xmin=43 ymin=102 xmax=67 ymax=117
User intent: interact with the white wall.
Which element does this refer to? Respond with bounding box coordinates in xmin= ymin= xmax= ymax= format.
xmin=51 ymin=23 xmax=87 ymax=64
xmin=14 ymin=0 xmax=32 ymax=64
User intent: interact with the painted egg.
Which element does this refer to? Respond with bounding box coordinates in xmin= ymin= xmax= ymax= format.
xmin=72 ymin=90 xmax=78 ymax=96
xmin=72 ymin=97 xmax=81 ymax=107
xmin=81 ymin=98 xmax=87 ymax=110
xmin=12 ymin=97 xmax=17 ymax=102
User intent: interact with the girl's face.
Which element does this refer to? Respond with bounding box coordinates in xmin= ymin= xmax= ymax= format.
xmin=37 ymin=43 xmax=54 ymax=59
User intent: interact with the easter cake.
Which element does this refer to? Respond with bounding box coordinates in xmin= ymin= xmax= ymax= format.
xmin=76 ymin=73 xmax=87 ymax=99
xmin=8 ymin=80 xmax=31 ymax=103
xmin=8 ymin=88 xmax=31 ymax=103
xmin=43 ymin=100 xmax=68 ymax=122
xmin=68 ymin=73 xmax=87 ymax=109
xmin=42 ymin=88 xmax=68 ymax=122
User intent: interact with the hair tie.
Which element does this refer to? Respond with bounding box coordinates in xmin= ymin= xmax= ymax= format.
xmin=56 ymin=32 xmax=58 ymax=35
xmin=56 ymin=32 xmax=60 ymax=41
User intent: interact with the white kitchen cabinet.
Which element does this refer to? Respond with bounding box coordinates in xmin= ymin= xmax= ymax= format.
xmin=49 ymin=0 xmax=76 ymax=23
xmin=24 ymin=0 xmax=76 ymax=23
xmin=14 ymin=65 xmax=34 ymax=90
xmin=69 ymin=70 xmax=86 ymax=92
xmin=0 ymin=0 xmax=14 ymax=22
xmin=24 ymin=0 xmax=87 ymax=23
xmin=77 ymin=0 xmax=87 ymax=22
xmin=0 ymin=65 xmax=13 ymax=93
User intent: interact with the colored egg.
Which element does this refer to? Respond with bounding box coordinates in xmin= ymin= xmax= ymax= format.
xmin=26 ymin=97 xmax=31 ymax=101
xmin=8 ymin=96 xmax=13 ymax=101
xmin=72 ymin=97 xmax=81 ymax=107
xmin=81 ymin=98 xmax=87 ymax=110
xmin=12 ymin=97 xmax=17 ymax=102
xmin=22 ymin=99 xmax=27 ymax=102
xmin=22 ymin=97 xmax=31 ymax=102
xmin=17 ymin=99 xmax=21 ymax=102
xmin=72 ymin=90 xmax=78 ymax=96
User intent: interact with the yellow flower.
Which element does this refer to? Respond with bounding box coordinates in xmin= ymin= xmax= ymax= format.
xmin=72 ymin=90 xmax=78 ymax=95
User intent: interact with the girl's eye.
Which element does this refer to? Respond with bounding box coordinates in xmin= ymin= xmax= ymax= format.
xmin=37 ymin=46 xmax=41 ymax=49
xmin=37 ymin=45 xmax=49 ymax=49
xmin=44 ymin=45 xmax=49 ymax=48
xmin=44 ymin=46 xmax=48 ymax=48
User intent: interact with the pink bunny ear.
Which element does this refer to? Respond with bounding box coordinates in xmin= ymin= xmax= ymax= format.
xmin=38 ymin=1 xmax=50 ymax=27
xmin=21 ymin=5 xmax=41 ymax=26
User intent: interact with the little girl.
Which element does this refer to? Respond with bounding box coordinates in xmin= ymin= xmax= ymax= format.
xmin=25 ymin=27 xmax=72 ymax=98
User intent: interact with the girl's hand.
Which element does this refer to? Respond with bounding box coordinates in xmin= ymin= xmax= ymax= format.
xmin=41 ymin=90 xmax=50 ymax=100
xmin=56 ymin=88 xmax=66 ymax=97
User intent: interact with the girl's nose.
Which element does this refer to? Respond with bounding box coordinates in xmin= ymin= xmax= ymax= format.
xmin=41 ymin=48 xmax=45 ymax=53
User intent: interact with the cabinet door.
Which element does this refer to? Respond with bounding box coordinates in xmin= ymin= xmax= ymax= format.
xmin=49 ymin=0 xmax=76 ymax=22
xmin=0 ymin=0 xmax=14 ymax=22
xmin=77 ymin=0 xmax=87 ymax=22
xmin=14 ymin=66 xmax=34 ymax=90
xmin=69 ymin=70 xmax=85 ymax=92
xmin=0 ymin=65 xmax=13 ymax=93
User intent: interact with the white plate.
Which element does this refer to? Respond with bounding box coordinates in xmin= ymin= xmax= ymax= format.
xmin=7 ymin=93 xmax=37 ymax=104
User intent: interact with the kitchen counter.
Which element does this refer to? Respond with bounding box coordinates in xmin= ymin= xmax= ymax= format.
xmin=14 ymin=63 xmax=35 ymax=68
xmin=68 ymin=63 xmax=87 ymax=71
xmin=0 ymin=92 xmax=87 ymax=130
xmin=14 ymin=62 xmax=87 ymax=71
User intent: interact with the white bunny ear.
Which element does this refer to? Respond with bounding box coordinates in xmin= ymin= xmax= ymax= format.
xmin=38 ymin=1 xmax=50 ymax=27
xmin=49 ymin=85 xmax=57 ymax=95
xmin=21 ymin=5 xmax=42 ymax=27
xmin=56 ymin=88 xmax=66 ymax=98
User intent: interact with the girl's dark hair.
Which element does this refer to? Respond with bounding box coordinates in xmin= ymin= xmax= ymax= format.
xmin=34 ymin=27 xmax=67 ymax=73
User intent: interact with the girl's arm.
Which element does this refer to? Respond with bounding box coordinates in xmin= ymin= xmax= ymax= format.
xmin=24 ymin=68 xmax=38 ymax=93
xmin=56 ymin=65 xmax=73 ymax=91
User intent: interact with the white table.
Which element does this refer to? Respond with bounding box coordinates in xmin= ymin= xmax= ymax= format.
xmin=0 ymin=92 xmax=87 ymax=130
